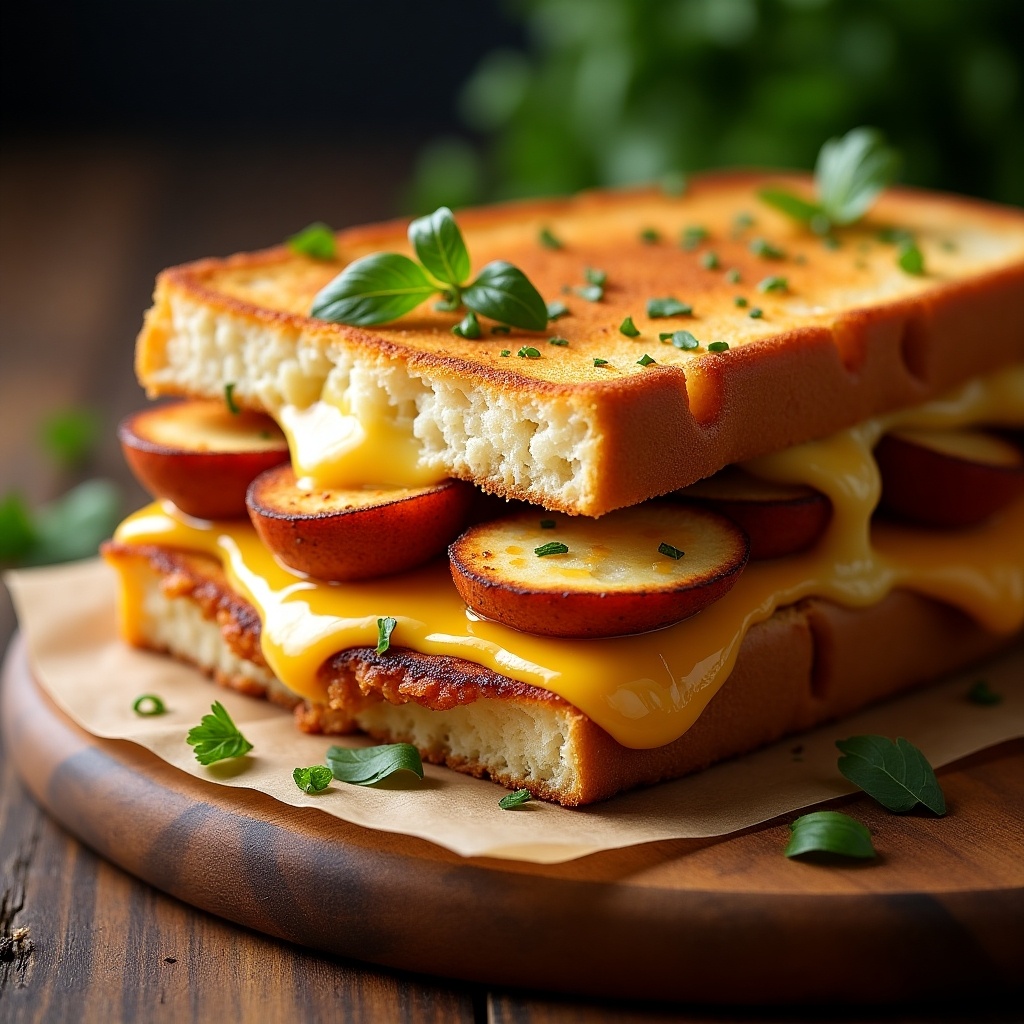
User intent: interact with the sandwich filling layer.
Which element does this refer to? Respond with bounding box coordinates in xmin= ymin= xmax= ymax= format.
xmin=111 ymin=366 xmax=1024 ymax=749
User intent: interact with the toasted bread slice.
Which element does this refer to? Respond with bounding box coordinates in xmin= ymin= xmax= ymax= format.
xmin=135 ymin=173 xmax=1024 ymax=516
xmin=102 ymin=541 xmax=1009 ymax=805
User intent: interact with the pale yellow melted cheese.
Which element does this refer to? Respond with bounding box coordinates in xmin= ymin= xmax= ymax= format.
xmin=113 ymin=367 xmax=1024 ymax=749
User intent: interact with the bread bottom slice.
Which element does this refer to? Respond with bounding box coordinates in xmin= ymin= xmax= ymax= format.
xmin=103 ymin=542 xmax=1009 ymax=805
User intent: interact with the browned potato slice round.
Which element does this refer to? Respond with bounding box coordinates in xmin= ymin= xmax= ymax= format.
xmin=678 ymin=468 xmax=832 ymax=559
xmin=449 ymin=502 xmax=749 ymax=638
xmin=118 ymin=400 xmax=289 ymax=519
xmin=247 ymin=464 xmax=474 ymax=581
xmin=875 ymin=427 xmax=1024 ymax=528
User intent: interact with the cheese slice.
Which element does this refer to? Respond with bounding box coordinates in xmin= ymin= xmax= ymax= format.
xmin=112 ymin=366 xmax=1024 ymax=749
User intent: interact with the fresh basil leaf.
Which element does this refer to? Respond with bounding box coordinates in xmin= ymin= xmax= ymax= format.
xmin=836 ymin=735 xmax=946 ymax=815
xmin=815 ymin=127 xmax=899 ymax=226
xmin=0 ymin=492 xmax=36 ymax=563
xmin=287 ymin=222 xmax=337 ymax=261
xmin=326 ymin=743 xmax=424 ymax=785
xmin=40 ymin=408 xmax=101 ymax=468
xmin=408 ymin=206 xmax=471 ymax=286
xmin=312 ymin=252 xmax=436 ymax=326
xmin=637 ymin=354 xmax=656 ymax=366
xmin=376 ymin=616 xmax=397 ymax=654
xmin=186 ymin=701 xmax=253 ymax=766
xmin=462 ymin=261 xmax=548 ymax=330
xmin=293 ymin=765 xmax=333 ymax=794
xmin=499 ymin=788 xmax=532 ymax=810
xmin=785 ymin=811 xmax=876 ymax=860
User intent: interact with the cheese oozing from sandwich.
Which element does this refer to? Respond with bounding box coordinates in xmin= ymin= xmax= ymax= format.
xmin=112 ymin=366 xmax=1024 ymax=749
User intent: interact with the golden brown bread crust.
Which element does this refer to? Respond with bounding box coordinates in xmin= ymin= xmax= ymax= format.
xmin=102 ymin=541 xmax=1010 ymax=805
xmin=134 ymin=172 xmax=1024 ymax=515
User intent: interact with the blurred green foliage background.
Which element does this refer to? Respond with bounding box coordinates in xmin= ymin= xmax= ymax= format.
xmin=414 ymin=0 xmax=1024 ymax=211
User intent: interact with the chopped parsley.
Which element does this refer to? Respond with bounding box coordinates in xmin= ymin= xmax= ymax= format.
xmin=637 ymin=353 xmax=656 ymax=366
xmin=750 ymin=237 xmax=785 ymax=260
xmin=548 ymin=336 xmax=569 ymax=346
xmin=659 ymin=330 xmax=699 ymax=350
xmin=707 ymin=341 xmax=730 ymax=353
xmin=757 ymin=275 xmax=788 ymax=293
xmin=681 ymin=226 xmax=709 ymax=250
xmin=534 ymin=541 xmax=569 ymax=556
xmin=700 ymin=251 xmax=720 ymax=270
xmin=547 ymin=299 xmax=570 ymax=321
xmin=593 ymin=357 xmax=610 ymax=367
xmin=619 ymin=316 xmax=640 ymax=337
xmin=518 ymin=346 xmax=541 ymax=359
xmin=646 ymin=297 xmax=693 ymax=318
xmin=639 ymin=228 xmax=661 ymax=244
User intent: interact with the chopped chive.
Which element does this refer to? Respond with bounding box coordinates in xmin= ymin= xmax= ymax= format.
xmin=659 ymin=330 xmax=699 ymax=350
xmin=700 ymin=251 xmax=720 ymax=270
xmin=750 ymin=238 xmax=785 ymax=260
xmin=734 ymin=296 xmax=748 ymax=307
xmin=547 ymin=300 xmax=570 ymax=321
xmin=491 ymin=325 xmax=511 ymax=335
xmin=518 ymin=346 xmax=541 ymax=359
xmin=132 ymin=694 xmax=167 ymax=716
xmin=639 ymin=228 xmax=661 ymax=244
xmin=539 ymin=519 xmax=556 ymax=529
xmin=619 ymin=316 xmax=640 ymax=338
xmin=593 ymin=357 xmax=609 ymax=367
xmin=658 ymin=542 xmax=684 ymax=559
xmin=898 ymin=240 xmax=925 ymax=275
xmin=637 ymin=354 xmax=656 ymax=366
xmin=548 ymin=336 xmax=569 ymax=346
xmin=584 ymin=266 xmax=607 ymax=286
xmin=725 ymin=268 xmax=741 ymax=284
xmin=757 ymin=275 xmax=788 ymax=293
xmin=539 ymin=226 xmax=563 ymax=250
xmin=534 ymin=541 xmax=569 ymax=557
xmin=499 ymin=788 xmax=533 ymax=809
xmin=646 ymin=297 xmax=692 ymax=318
xmin=707 ymin=341 xmax=730 ymax=353
xmin=224 ymin=382 xmax=240 ymax=415
xmin=451 ymin=310 xmax=481 ymax=338
xmin=749 ymin=307 xmax=763 ymax=319
xmin=376 ymin=616 xmax=397 ymax=655
xmin=681 ymin=226 xmax=708 ymax=251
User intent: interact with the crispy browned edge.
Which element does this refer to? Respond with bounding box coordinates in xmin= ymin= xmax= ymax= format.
xmin=135 ymin=171 xmax=1024 ymax=514
xmin=102 ymin=541 xmax=1010 ymax=806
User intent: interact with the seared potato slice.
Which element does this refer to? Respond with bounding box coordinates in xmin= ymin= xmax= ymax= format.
xmin=678 ymin=467 xmax=831 ymax=559
xmin=449 ymin=502 xmax=748 ymax=638
xmin=875 ymin=427 xmax=1024 ymax=528
xmin=247 ymin=464 xmax=473 ymax=581
xmin=119 ymin=399 xmax=289 ymax=519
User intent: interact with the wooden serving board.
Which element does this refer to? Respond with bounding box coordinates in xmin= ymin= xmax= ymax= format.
xmin=3 ymin=634 xmax=1022 ymax=1006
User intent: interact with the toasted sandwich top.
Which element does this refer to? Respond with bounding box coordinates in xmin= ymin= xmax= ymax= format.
xmin=136 ymin=171 xmax=1024 ymax=515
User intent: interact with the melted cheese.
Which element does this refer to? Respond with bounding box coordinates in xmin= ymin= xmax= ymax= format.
xmin=112 ymin=367 xmax=1024 ymax=749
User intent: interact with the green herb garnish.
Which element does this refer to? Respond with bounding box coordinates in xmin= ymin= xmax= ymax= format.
xmin=660 ymin=330 xmax=699 ymax=350
xmin=376 ymin=616 xmax=397 ymax=654
xmin=898 ymin=240 xmax=925 ymax=275
xmin=700 ymin=251 xmax=720 ymax=270
xmin=733 ymin=213 xmax=755 ymax=231
xmin=658 ymin=542 xmax=684 ymax=559
xmin=499 ymin=788 xmax=533 ymax=810
xmin=452 ymin=310 xmax=482 ymax=338
xmin=707 ymin=341 xmax=730 ymax=353
xmin=500 ymin=349 xmax=511 ymax=357
xmin=539 ymin=226 xmax=563 ymax=250
xmin=224 ymin=382 xmax=240 ymax=415
xmin=836 ymin=735 xmax=946 ymax=815
xmin=639 ymin=227 xmax=661 ymax=244
xmin=547 ymin=299 xmax=570 ymax=321
xmin=968 ymin=680 xmax=1002 ymax=706
xmin=186 ymin=701 xmax=253 ymax=766
xmin=647 ymin=297 xmax=692 ymax=318
xmin=593 ymin=358 xmax=609 ymax=367
xmin=132 ymin=694 xmax=167 ymax=717
xmin=549 ymin=336 xmax=569 ymax=346
xmin=575 ymin=284 xmax=604 ymax=302
xmin=287 ymin=222 xmax=337 ymax=261
xmin=518 ymin=346 xmax=541 ymax=359
xmin=293 ymin=765 xmax=333 ymax=794
xmin=759 ymin=127 xmax=899 ymax=235
xmin=749 ymin=238 xmax=785 ymax=260
xmin=585 ymin=266 xmax=607 ymax=286
xmin=540 ymin=519 xmax=556 ymax=529
xmin=619 ymin=316 xmax=640 ymax=338
xmin=312 ymin=207 xmax=547 ymax=331
xmin=326 ymin=743 xmax=424 ymax=786
xmin=681 ymin=226 xmax=708 ymax=250
xmin=734 ymin=296 xmax=748 ymax=307
xmin=534 ymin=541 xmax=569 ymax=556
xmin=757 ymin=275 xmax=788 ymax=293
xmin=637 ymin=354 xmax=656 ymax=366
xmin=749 ymin=307 xmax=763 ymax=319
xmin=725 ymin=268 xmax=741 ymax=284
xmin=785 ymin=811 xmax=876 ymax=860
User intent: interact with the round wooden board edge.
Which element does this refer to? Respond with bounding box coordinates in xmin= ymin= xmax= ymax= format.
xmin=3 ymin=633 xmax=1022 ymax=1005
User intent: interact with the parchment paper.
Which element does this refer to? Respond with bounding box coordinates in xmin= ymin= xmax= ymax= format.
xmin=6 ymin=559 xmax=1023 ymax=863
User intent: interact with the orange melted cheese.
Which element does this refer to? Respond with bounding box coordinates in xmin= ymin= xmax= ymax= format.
xmin=112 ymin=367 xmax=1024 ymax=749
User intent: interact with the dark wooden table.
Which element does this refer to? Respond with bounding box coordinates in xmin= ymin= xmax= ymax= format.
xmin=1 ymin=139 xmax=1020 ymax=1023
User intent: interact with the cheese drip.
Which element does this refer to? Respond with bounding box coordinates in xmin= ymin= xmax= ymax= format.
xmin=113 ymin=367 xmax=1024 ymax=749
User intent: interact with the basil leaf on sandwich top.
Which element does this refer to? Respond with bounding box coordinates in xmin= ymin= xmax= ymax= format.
xmin=312 ymin=208 xmax=548 ymax=332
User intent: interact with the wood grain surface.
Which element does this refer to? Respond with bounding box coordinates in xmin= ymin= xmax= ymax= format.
xmin=2 ymin=140 xmax=1023 ymax=1024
